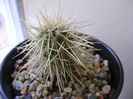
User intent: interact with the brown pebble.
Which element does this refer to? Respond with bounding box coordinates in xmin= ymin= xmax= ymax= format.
xmin=21 ymin=86 xmax=29 ymax=95
xmin=42 ymin=90 xmax=48 ymax=97
xmin=75 ymin=96 xmax=83 ymax=99
xmin=100 ymin=95 xmax=104 ymax=99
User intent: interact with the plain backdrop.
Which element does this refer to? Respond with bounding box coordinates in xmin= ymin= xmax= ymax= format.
xmin=23 ymin=0 xmax=133 ymax=99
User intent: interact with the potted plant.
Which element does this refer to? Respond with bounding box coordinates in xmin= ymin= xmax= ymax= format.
xmin=0 ymin=8 xmax=123 ymax=99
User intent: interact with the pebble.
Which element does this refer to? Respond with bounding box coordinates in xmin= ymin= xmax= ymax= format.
xmin=101 ymin=66 xmax=109 ymax=72
xmin=84 ymin=80 xmax=90 ymax=87
xmin=67 ymin=93 xmax=72 ymax=98
xmin=61 ymin=92 xmax=66 ymax=97
xmin=22 ymin=81 xmax=30 ymax=89
xmin=29 ymin=81 xmax=38 ymax=91
xmin=75 ymin=96 xmax=83 ymax=99
xmin=95 ymin=92 xmax=100 ymax=97
xmin=36 ymin=91 xmax=42 ymax=97
xmin=95 ymin=87 xmax=99 ymax=92
xmin=36 ymin=84 xmax=44 ymax=97
xmin=82 ymin=71 xmax=88 ymax=76
xmin=54 ymin=97 xmax=62 ymax=99
xmin=89 ymin=84 xmax=96 ymax=93
xmin=16 ymin=59 xmax=23 ymax=65
xmin=11 ymin=71 xmax=17 ymax=78
xmin=48 ymin=95 xmax=52 ymax=99
xmin=30 ymin=74 xmax=36 ymax=80
xmin=42 ymin=90 xmax=48 ymax=97
xmin=31 ymin=91 xmax=36 ymax=98
xmin=24 ymin=80 xmax=30 ymax=85
xmin=93 ymin=78 xmax=98 ymax=85
xmin=12 ymin=80 xmax=23 ymax=90
xmin=21 ymin=70 xmax=28 ymax=76
xmin=81 ymin=53 xmax=86 ymax=57
xmin=68 ymin=81 xmax=73 ymax=87
xmin=77 ymin=87 xmax=84 ymax=95
xmin=102 ymin=85 xmax=111 ymax=94
xmin=15 ymin=95 xmax=25 ymax=99
xmin=52 ymin=92 xmax=59 ymax=98
xmin=95 ymin=54 xmax=100 ymax=59
xmin=96 ymin=68 xmax=101 ymax=73
xmin=15 ymin=72 xmax=21 ymax=79
xmin=64 ymin=87 xmax=72 ymax=93
xmin=25 ymin=74 xmax=30 ymax=80
xmin=103 ymin=60 xmax=108 ymax=66
xmin=18 ymin=76 xmax=25 ymax=82
xmin=98 ymin=72 xmax=108 ymax=80
xmin=94 ymin=61 xmax=100 ymax=68
xmin=99 ymin=95 xmax=104 ymax=99
xmin=21 ymin=86 xmax=29 ymax=95
xmin=72 ymin=90 xmax=77 ymax=96
xmin=87 ymin=94 xmax=96 ymax=99
xmin=43 ymin=96 xmax=48 ymax=99
xmin=81 ymin=77 xmax=87 ymax=81
xmin=46 ymin=81 xmax=52 ymax=87
xmin=102 ymin=80 xmax=108 ymax=85
xmin=12 ymin=54 xmax=112 ymax=99
xmin=97 ymin=80 xmax=103 ymax=87
xmin=71 ymin=96 xmax=75 ymax=99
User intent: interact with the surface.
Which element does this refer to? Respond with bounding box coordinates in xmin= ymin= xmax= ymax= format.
xmin=22 ymin=0 xmax=133 ymax=99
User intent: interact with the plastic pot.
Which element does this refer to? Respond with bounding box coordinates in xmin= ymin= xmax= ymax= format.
xmin=0 ymin=39 xmax=124 ymax=99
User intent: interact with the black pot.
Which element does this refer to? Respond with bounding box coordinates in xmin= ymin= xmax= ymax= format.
xmin=0 ymin=39 xmax=124 ymax=99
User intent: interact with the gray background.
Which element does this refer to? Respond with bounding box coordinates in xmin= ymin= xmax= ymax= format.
xmin=22 ymin=0 xmax=133 ymax=99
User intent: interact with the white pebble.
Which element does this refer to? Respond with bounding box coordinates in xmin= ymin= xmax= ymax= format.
xmin=89 ymin=84 xmax=96 ymax=93
xmin=16 ymin=59 xmax=23 ymax=64
xmin=81 ymin=53 xmax=86 ymax=57
xmin=98 ymin=72 xmax=107 ymax=79
xmin=18 ymin=76 xmax=24 ymax=82
xmin=103 ymin=60 xmax=108 ymax=66
xmin=102 ymin=85 xmax=111 ymax=94
xmin=36 ymin=84 xmax=44 ymax=97
xmin=30 ymin=74 xmax=36 ymax=80
xmin=95 ymin=92 xmax=100 ymax=97
xmin=95 ymin=54 xmax=100 ymax=59
xmin=64 ymin=87 xmax=72 ymax=93
xmin=25 ymin=74 xmax=30 ymax=80
xmin=22 ymin=80 xmax=30 ymax=89
xmin=12 ymin=80 xmax=23 ymax=90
